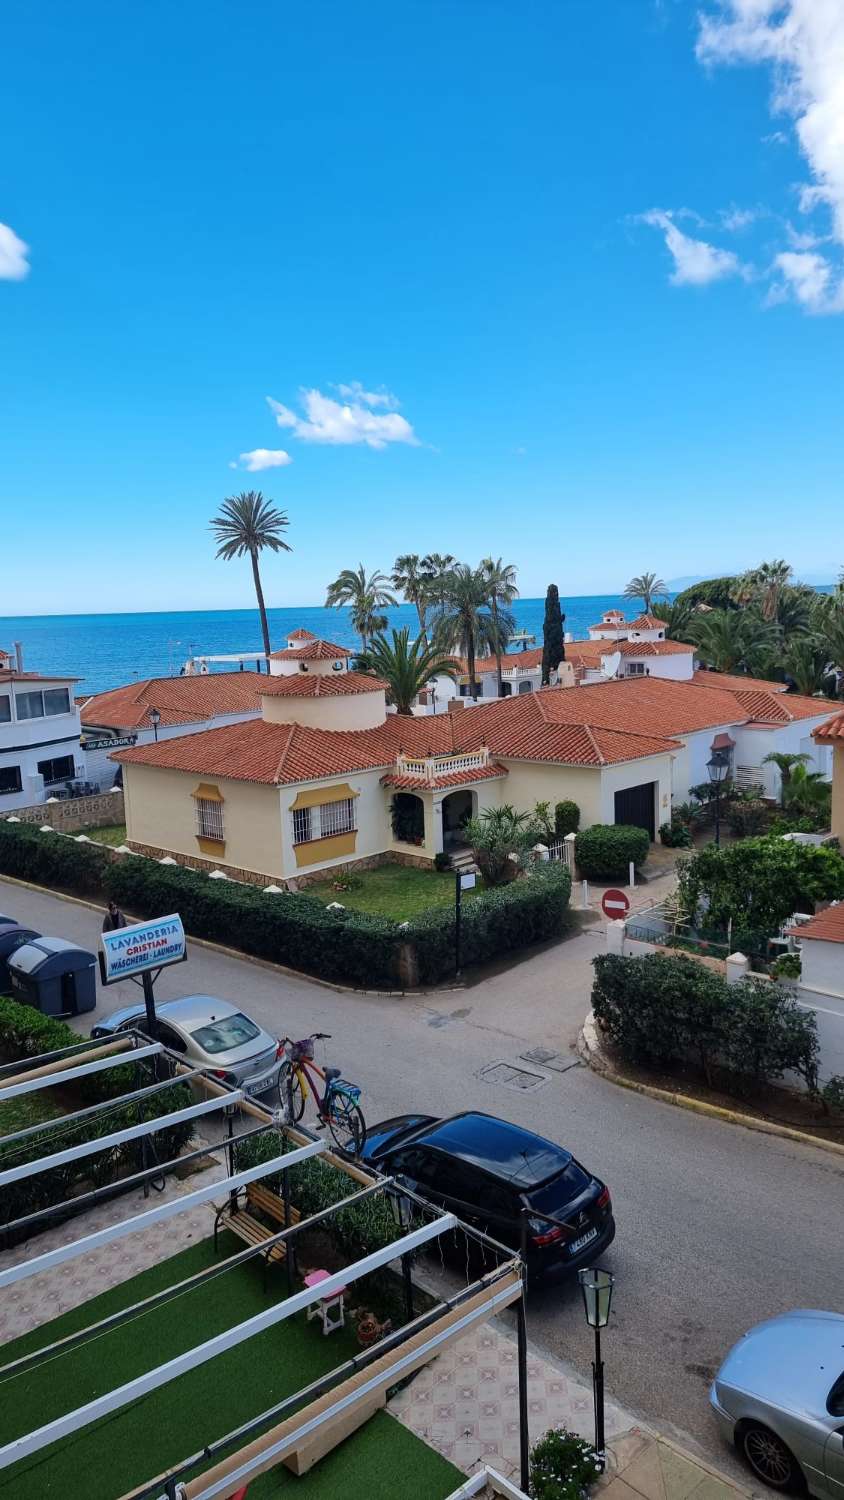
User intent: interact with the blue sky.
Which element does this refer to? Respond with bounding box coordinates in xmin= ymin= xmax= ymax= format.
xmin=2 ymin=0 xmax=843 ymax=614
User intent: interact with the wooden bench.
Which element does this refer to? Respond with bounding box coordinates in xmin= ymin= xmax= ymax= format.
xmin=214 ymin=1182 xmax=301 ymax=1286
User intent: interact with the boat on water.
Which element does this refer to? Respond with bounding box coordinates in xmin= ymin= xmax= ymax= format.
xmin=180 ymin=650 xmax=269 ymax=675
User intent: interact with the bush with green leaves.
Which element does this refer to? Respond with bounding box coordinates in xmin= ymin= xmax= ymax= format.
xmin=529 ymin=1427 xmax=601 ymax=1500
xmin=771 ymin=952 xmax=801 ymax=981
xmin=464 ymin=805 xmax=542 ymax=886
xmin=409 ymin=864 xmax=572 ymax=984
xmin=659 ymin=820 xmax=691 ymax=849
xmin=554 ymin=801 xmax=580 ymax=838
xmin=726 ymin=799 xmax=769 ymax=839
xmin=0 ymin=819 xmax=109 ymax=896
xmin=591 ymin=952 xmax=820 ymax=1098
xmin=575 ymin=824 xmax=650 ymax=881
xmin=822 ymin=1075 xmax=844 ymax=1115
xmin=677 ymin=836 xmax=844 ymax=934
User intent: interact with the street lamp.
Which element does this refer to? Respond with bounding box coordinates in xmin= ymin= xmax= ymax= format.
xmin=578 ymin=1266 xmax=614 ymax=1469
xmin=387 ymin=1187 xmax=416 ymax=1324
xmin=148 ymin=707 xmax=161 ymax=743
xmin=707 ymin=748 xmax=730 ymax=848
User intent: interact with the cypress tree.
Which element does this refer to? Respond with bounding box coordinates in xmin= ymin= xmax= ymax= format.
xmin=541 ymin=584 xmax=566 ymax=685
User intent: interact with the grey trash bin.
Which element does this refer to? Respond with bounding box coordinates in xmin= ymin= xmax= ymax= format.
xmin=7 ymin=937 xmax=97 ymax=1017
xmin=0 ymin=922 xmax=41 ymax=992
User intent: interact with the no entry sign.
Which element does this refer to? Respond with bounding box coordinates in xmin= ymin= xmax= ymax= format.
xmin=601 ymin=888 xmax=630 ymax=920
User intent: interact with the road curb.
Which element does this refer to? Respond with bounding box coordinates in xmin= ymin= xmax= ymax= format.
xmin=0 ymin=872 xmax=463 ymax=1001
xmin=578 ymin=1010 xmax=844 ymax=1158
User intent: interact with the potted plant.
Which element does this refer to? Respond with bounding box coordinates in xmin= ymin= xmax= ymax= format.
xmin=529 ymin=1427 xmax=602 ymax=1500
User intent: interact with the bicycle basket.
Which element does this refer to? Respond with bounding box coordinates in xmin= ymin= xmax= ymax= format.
xmin=290 ymin=1037 xmax=315 ymax=1062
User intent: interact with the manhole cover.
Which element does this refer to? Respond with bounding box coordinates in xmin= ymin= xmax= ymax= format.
xmin=476 ymin=1060 xmax=548 ymax=1091
xmin=520 ymin=1048 xmax=580 ymax=1075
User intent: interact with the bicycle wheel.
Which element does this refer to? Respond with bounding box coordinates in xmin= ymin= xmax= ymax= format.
xmin=325 ymin=1090 xmax=366 ymax=1156
xmin=277 ymin=1062 xmax=305 ymax=1122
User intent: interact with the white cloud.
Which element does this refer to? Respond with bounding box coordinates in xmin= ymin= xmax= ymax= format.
xmin=639 ymin=210 xmax=747 ymax=284
xmin=234 ymin=448 xmax=293 ymax=472
xmin=697 ymin=1 xmax=844 ymax=312
xmin=719 ymin=204 xmax=762 ymax=231
xmin=771 ymin=250 xmax=844 ymax=312
xmin=0 ymin=222 xmax=30 ymax=281
xmin=334 ymin=381 xmax=397 ymax=409
xmin=266 ymin=386 xmax=419 ymax=449
xmin=762 ymin=129 xmax=788 ymax=145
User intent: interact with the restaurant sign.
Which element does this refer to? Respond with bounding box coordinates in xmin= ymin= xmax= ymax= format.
xmin=83 ymin=735 xmax=138 ymax=751
xmin=100 ymin=914 xmax=186 ymax=983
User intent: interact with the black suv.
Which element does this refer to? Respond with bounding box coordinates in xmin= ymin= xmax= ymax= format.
xmin=361 ymin=1111 xmax=615 ymax=1274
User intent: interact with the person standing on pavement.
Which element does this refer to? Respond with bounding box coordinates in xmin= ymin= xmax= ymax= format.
xmin=102 ymin=900 xmax=127 ymax=932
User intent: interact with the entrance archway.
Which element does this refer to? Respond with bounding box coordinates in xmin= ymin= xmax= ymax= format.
xmin=390 ymin=791 xmax=425 ymax=847
xmin=441 ymin=789 xmax=475 ymax=849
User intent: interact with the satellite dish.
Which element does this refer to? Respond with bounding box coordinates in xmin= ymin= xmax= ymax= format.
xmin=603 ymin=651 xmax=622 ymax=679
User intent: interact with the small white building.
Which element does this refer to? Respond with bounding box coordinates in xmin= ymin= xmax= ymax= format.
xmin=424 ymin=647 xmax=574 ymax=711
xmin=0 ymin=651 xmax=83 ymax=810
xmin=268 ymin=629 xmax=353 ymax=678
xmin=786 ymin=903 xmax=844 ymax=1081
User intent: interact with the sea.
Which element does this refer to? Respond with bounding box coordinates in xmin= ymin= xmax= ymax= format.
xmin=0 ymin=595 xmax=658 ymax=697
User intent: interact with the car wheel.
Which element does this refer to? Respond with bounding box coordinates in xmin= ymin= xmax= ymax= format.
xmin=741 ymin=1424 xmax=804 ymax=1492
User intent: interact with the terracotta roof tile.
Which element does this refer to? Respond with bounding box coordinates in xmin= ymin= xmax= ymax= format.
xmin=786 ymin=904 xmax=844 ymax=943
xmin=692 ymin=669 xmax=787 ymax=694
xmin=814 ymin=711 xmax=844 ymax=742
xmin=259 ymin=672 xmax=386 ymax=698
xmin=269 ymin=638 xmax=352 ymax=662
xmin=614 ymin=639 xmax=692 ymax=657
xmin=287 ymin=628 xmax=317 ymax=640
xmin=80 ymin=672 xmax=264 ymax=730
xmin=626 ymin=613 xmax=667 ymax=630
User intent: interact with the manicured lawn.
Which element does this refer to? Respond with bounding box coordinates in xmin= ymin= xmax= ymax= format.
xmin=309 ymin=862 xmax=480 ymax=921
xmin=0 ymin=1235 xmax=463 ymax=1500
xmin=81 ymin=822 xmax=126 ymax=846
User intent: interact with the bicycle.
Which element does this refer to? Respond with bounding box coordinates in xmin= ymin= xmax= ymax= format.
xmin=276 ymin=1033 xmax=366 ymax=1157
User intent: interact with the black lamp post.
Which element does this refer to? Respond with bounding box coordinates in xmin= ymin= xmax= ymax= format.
xmin=706 ymin=748 xmax=730 ymax=848
xmin=578 ymin=1266 xmax=615 ymax=1469
xmin=148 ymin=707 xmax=161 ymax=743
xmin=387 ymin=1187 xmax=416 ymax=1325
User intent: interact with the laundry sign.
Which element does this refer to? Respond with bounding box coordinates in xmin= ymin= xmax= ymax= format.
xmin=100 ymin=914 xmax=186 ymax=982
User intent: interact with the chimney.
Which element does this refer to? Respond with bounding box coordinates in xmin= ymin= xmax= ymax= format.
xmin=447 ymin=699 xmax=466 ymax=715
xmin=14 ymin=642 xmax=23 ymax=673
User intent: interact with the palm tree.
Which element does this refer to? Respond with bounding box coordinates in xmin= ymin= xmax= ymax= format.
xmin=210 ymin=491 xmax=291 ymax=659
xmin=624 ymin=572 xmax=667 ymax=612
xmin=735 ymin=559 xmax=793 ymax=622
xmin=324 ymin=565 xmax=397 ymax=653
xmin=782 ymin=762 xmax=832 ymax=822
xmin=431 ymin=564 xmax=499 ymax=700
xmin=762 ymin=751 xmax=811 ymax=810
xmin=481 ymin=557 xmax=519 ymax=696
xmin=691 ymin=609 xmax=775 ymax=674
xmin=392 ymin=555 xmax=431 ymax=642
xmin=356 ymin=627 xmax=457 ymax=714
xmin=822 ymin=600 xmax=844 ymax=680
xmin=651 ymin=599 xmax=696 ymax=642
xmin=421 ymin=553 xmax=457 ymax=612
xmin=782 ymin=636 xmax=834 ymax=697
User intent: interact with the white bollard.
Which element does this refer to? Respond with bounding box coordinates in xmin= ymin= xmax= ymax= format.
xmin=581 ymin=879 xmax=589 ymax=909
xmin=629 ymin=860 xmax=636 ymax=891
xmin=725 ymin=952 xmax=750 ymax=985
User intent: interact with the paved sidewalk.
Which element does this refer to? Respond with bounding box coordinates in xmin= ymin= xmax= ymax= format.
xmin=603 ymin=1428 xmax=754 ymax=1500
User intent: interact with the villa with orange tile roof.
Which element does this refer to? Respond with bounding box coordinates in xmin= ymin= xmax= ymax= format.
xmin=113 ymin=658 xmax=837 ymax=886
xmin=814 ymin=709 xmax=844 ymax=844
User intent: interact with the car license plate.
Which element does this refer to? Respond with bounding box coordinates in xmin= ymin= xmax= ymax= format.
xmin=569 ymin=1227 xmax=598 ymax=1254
xmin=247 ymin=1075 xmax=274 ymax=1095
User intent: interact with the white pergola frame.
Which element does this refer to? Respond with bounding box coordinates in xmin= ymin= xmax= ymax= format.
xmin=0 ymin=1042 xmax=162 ymax=1101
xmin=0 ymin=1138 xmax=326 ymax=1291
xmin=0 ymin=1089 xmax=245 ymax=1187
xmin=0 ymin=1212 xmax=457 ymax=1469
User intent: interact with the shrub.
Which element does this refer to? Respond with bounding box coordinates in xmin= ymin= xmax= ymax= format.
xmin=677 ymin=836 xmax=844 ymax=934
xmin=464 ymin=805 xmax=541 ymax=887
xmin=408 ymin=864 xmax=572 ymax=985
xmin=575 ymin=824 xmax=650 ymax=881
xmin=822 ymin=1075 xmax=844 ymax=1115
xmin=390 ymin=793 xmax=424 ymax=845
xmin=726 ymin=799 xmax=769 ymax=838
xmin=554 ymin=800 xmax=580 ymax=838
xmin=433 ymin=852 xmax=451 ymax=872
xmin=591 ymin=953 xmax=820 ymax=1098
xmin=0 ymin=819 xmax=109 ymax=896
xmin=659 ymin=821 xmax=691 ymax=849
xmin=771 ymin=952 xmax=801 ymax=981
xmin=529 ymin=1428 xmax=601 ymax=1500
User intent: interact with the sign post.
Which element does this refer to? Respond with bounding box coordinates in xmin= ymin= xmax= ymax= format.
xmin=99 ymin=914 xmax=187 ymax=1043
xmin=601 ymin=888 xmax=630 ymax=921
xmin=454 ymin=871 xmax=476 ymax=977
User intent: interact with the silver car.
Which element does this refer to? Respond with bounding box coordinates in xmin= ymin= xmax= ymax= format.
xmin=91 ymin=994 xmax=284 ymax=1098
xmin=711 ymin=1310 xmax=844 ymax=1497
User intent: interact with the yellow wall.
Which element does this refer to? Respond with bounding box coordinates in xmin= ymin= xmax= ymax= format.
xmin=832 ymin=745 xmax=844 ymax=843
xmin=122 ymin=763 xmax=285 ymax=879
xmin=280 ymin=770 xmax=388 ymax=875
xmin=260 ymin=689 xmax=386 ymax=730
xmin=499 ymin=762 xmax=604 ymax=826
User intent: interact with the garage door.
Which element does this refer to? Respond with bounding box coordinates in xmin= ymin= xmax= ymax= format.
xmin=614 ymin=782 xmax=656 ymax=839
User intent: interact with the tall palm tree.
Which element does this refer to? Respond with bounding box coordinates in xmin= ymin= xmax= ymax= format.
xmin=210 ymin=491 xmax=291 ymax=659
xmin=782 ymin=762 xmax=832 ymax=821
xmin=431 ymin=564 xmax=499 ymax=700
xmin=782 ymin=636 xmax=834 ymax=697
xmin=822 ymin=600 xmax=844 ymax=680
xmin=421 ymin=553 xmax=457 ymax=611
xmin=481 ymin=557 xmax=519 ymax=696
xmin=735 ymin=559 xmax=793 ymax=622
xmin=392 ymin=554 xmax=431 ymax=642
xmin=324 ymin=565 xmax=397 ymax=653
xmin=651 ymin=599 xmax=696 ymax=642
xmin=356 ymin=628 xmax=457 ymax=714
xmin=624 ymin=572 xmax=667 ymax=612
xmin=691 ymin=609 xmax=775 ymax=675
xmin=762 ymin=751 xmax=811 ymax=810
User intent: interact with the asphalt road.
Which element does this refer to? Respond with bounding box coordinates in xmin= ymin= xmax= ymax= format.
xmin=2 ymin=877 xmax=841 ymax=1480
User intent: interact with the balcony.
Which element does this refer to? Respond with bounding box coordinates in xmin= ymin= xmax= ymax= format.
xmin=393 ymin=747 xmax=491 ymax=785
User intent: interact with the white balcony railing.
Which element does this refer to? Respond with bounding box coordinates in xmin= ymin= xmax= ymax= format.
xmin=395 ymin=747 xmax=490 ymax=784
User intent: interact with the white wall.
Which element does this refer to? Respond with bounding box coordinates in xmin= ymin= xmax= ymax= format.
xmin=279 ymin=769 xmax=389 ymax=877
xmin=620 ymin=654 xmax=693 ymax=682
xmin=597 ymin=755 xmax=674 ymax=829
xmin=81 ymin=710 xmax=260 ymax=789
xmin=673 ymin=724 xmax=740 ymax=800
xmin=800 ymin=935 xmax=844 ymax=999
xmin=0 ymin=679 xmax=82 ymax=810
xmin=732 ymin=716 xmax=834 ymax=800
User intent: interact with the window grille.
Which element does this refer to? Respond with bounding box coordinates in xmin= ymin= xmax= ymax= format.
xmin=319 ymin=798 xmax=355 ymax=838
xmin=292 ymin=806 xmax=312 ymax=844
xmin=196 ymin=797 xmax=225 ymax=842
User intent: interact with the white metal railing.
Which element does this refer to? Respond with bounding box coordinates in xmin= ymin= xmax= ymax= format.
xmin=395 ymin=747 xmax=490 ymax=783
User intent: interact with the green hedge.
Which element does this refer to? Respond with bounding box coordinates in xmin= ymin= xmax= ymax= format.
xmin=0 ymin=823 xmax=572 ymax=988
xmin=575 ymin=824 xmax=650 ymax=881
xmin=0 ymin=998 xmax=195 ymax=1234
xmin=591 ymin=952 xmax=820 ymax=1097
xmin=554 ymin=801 xmax=580 ymax=838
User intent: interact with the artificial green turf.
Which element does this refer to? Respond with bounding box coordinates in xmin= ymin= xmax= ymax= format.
xmin=81 ymin=823 xmax=127 ymax=847
xmin=0 ymin=1235 xmax=463 ymax=1500
xmin=248 ymin=1411 xmax=464 ymax=1498
xmin=308 ymin=863 xmax=479 ymax=921
xmin=0 ymin=1090 xmax=62 ymax=1137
